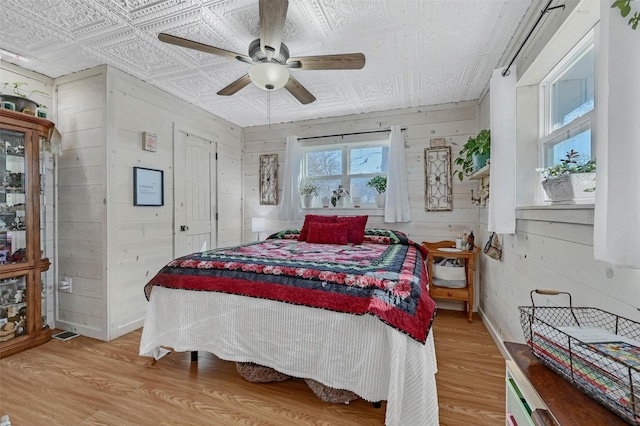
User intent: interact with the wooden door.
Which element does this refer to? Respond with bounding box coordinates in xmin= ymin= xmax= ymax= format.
xmin=174 ymin=130 xmax=217 ymax=258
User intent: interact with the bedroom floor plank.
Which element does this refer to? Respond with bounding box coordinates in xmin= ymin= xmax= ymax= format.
xmin=0 ymin=309 xmax=504 ymax=425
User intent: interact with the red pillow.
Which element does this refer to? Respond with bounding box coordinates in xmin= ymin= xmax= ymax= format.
xmin=336 ymin=215 xmax=368 ymax=244
xmin=298 ymin=215 xmax=337 ymax=241
xmin=306 ymin=222 xmax=349 ymax=244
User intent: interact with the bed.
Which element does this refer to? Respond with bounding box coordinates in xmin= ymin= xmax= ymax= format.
xmin=139 ymin=220 xmax=439 ymax=426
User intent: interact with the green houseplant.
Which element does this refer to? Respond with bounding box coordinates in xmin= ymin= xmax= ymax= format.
xmin=539 ymin=150 xmax=596 ymax=203
xmin=1 ymin=82 xmax=48 ymax=115
xmin=367 ymin=175 xmax=387 ymax=208
xmin=366 ymin=175 xmax=387 ymax=194
xmin=453 ymin=129 xmax=490 ymax=181
xmin=612 ymin=0 xmax=640 ymax=30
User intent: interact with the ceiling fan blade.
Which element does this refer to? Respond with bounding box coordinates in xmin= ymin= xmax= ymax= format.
xmin=217 ymin=74 xmax=252 ymax=96
xmin=287 ymin=53 xmax=366 ymax=70
xmin=285 ymin=75 xmax=316 ymax=105
xmin=158 ymin=33 xmax=252 ymax=64
xmin=259 ymin=0 xmax=288 ymax=60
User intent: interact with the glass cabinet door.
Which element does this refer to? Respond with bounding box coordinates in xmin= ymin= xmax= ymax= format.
xmin=0 ymin=129 xmax=28 ymax=265
xmin=0 ymin=275 xmax=28 ymax=342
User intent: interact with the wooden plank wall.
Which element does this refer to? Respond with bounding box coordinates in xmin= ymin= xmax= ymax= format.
xmin=55 ymin=66 xmax=109 ymax=340
xmin=242 ymin=102 xmax=483 ymax=310
xmin=54 ymin=65 xmax=243 ymax=341
xmin=106 ymin=67 xmax=242 ymax=340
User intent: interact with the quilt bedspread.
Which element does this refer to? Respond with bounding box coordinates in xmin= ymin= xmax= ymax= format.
xmin=144 ymin=229 xmax=436 ymax=343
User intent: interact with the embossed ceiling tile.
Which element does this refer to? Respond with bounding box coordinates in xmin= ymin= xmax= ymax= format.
xmin=96 ymin=0 xmax=200 ymax=23
xmin=8 ymin=0 xmax=119 ymax=38
xmin=311 ymin=0 xmax=394 ymax=34
xmin=201 ymin=0 xmax=270 ymax=42
xmin=0 ymin=0 xmax=533 ymax=127
xmin=37 ymin=47 xmax=105 ymax=77
xmin=148 ymin=12 xmax=252 ymax=63
xmin=86 ymin=31 xmax=186 ymax=75
xmin=0 ymin=9 xmax=80 ymax=56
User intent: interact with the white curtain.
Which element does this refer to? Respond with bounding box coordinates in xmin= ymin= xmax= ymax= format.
xmin=278 ymin=135 xmax=303 ymax=220
xmin=384 ymin=125 xmax=412 ymax=223
xmin=488 ymin=66 xmax=516 ymax=234
xmin=594 ymin=5 xmax=640 ymax=268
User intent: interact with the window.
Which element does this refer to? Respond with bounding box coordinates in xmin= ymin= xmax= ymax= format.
xmin=301 ymin=141 xmax=389 ymax=205
xmin=540 ymin=32 xmax=594 ymax=168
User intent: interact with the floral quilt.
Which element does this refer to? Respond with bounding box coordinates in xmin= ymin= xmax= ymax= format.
xmin=144 ymin=228 xmax=436 ymax=343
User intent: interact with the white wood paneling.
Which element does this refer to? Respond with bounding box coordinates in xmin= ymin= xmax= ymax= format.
xmin=242 ymin=102 xmax=482 ymax=255
xmin=49 ymin=64 xmax=242 ymax=341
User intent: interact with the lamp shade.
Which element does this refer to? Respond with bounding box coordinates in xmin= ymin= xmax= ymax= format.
xmin=252 ymin=217 xmax=266 ymax=233
xmin=249 ymin=63 xmax=290 ymax=91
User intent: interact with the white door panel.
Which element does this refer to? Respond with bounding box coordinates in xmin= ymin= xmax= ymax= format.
xmin=174 ymin=129 xmax=217 ymax=257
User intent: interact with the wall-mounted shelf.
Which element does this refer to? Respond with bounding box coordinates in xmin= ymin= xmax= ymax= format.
xmin=469 ymin=164 xmax=490 ymax=180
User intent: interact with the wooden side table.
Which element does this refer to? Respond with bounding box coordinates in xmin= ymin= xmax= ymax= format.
xmin=422 ymin=241 xmax=479 ymax=322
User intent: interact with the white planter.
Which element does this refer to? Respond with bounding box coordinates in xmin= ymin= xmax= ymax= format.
xmin=375 ymin=193 xmax=386 ymax=208
xmin=301 ymin=194 xmax=314 ymax=208
xmin=542 ymin=172 xmax=595 ymax=204
xmin=334 ymin=197 xmax=345 ymax=208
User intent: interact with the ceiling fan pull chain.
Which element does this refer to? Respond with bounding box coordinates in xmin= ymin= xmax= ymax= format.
xmin=267 ymin=91 xmax=272 ymax=129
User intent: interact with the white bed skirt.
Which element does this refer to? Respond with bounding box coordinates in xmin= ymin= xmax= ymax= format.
xmin=139 ymin=287 xmax=439 ymax=426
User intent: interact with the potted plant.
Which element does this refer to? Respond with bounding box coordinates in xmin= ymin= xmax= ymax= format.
xmin=299 ymin=179 xmax=319 ymax=208
xmin=453 ymin=129 xmax=491 ymax=181
xmin=330 ymin=184 xmax=350 ymax=207
xmin=1 ymin=82 xmax=48 ymax=115
xmin=539 ymin=150 xmax=596 ymax=203
xmin=367 ymin=175 xmax=387 ymax=208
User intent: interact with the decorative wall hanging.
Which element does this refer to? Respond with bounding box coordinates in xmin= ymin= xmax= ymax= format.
xmin=133 ymin=167 xmax=164 ymax=206
xmin=142 ymin=132 xmax=157 ymax=152
xmin=424 ymin=146 xmax=453 ymax=211
xmin=259 ymin=154 xmax=278 ymax=205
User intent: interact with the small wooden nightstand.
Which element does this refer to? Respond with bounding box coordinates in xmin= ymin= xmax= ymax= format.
xmin=422 ymin=241 xmax=479 ymax=323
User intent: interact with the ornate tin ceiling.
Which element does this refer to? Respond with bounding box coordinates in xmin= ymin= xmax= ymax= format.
xmin=0 ymin=0 xmax=532 ymax=127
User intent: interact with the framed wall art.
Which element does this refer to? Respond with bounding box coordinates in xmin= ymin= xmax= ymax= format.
xmin=424 ymin=146 xmax=453 ymax=211
xmin=133 ymin=166 xmax=164 ymax=206
xmin=259 ymin=154 xmax=278 ymax=205
xmin=142 ymin=132 xmax=157 ymax=152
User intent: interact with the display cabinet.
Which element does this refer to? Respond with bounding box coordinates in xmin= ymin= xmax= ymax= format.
xmin=0 ymin=109 xmax=53 ymax=358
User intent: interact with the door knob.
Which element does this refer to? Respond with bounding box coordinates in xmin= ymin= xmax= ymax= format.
xmin=180 ymin=225 xmax=189 ymax=232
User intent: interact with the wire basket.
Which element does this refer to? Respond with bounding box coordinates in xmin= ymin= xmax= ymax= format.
xmin=519 ymin=289 xmax=640 ymax=425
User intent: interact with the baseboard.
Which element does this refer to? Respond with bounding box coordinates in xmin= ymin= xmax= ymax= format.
xmin=478 ymin=306 xmax=510 ymax=360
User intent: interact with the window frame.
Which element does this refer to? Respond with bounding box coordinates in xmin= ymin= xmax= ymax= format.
xmin=300 ymin=139 xmax=389 ymax=207
xmin=539 ymin=30 xmax=595 ymax=169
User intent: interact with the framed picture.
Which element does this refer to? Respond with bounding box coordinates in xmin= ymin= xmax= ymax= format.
xmin=142 ymin=132 xmax=157 ymax=152
xmin=259 ymin=154 xmax=278 ymax=205
xmin=133 ymin=167 xmax=164 ymax=206
xmin=424 ymin=146 xmax=453 ymax=211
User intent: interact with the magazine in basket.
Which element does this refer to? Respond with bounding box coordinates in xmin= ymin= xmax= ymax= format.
xmin=520 ymin=290 xmax=640 ymax=425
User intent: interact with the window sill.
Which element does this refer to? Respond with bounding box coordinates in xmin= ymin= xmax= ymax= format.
xmin=516 ymin=204 xmax=594 ymax=226
xmin=303 ymin=207 xmax=384 ymax=216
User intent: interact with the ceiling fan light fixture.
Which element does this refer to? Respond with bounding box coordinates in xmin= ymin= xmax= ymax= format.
xmin=249 ymin=62 xmax=290 ymax=91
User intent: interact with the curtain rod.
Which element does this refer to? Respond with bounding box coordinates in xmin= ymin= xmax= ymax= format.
xmin=502 ymin=0 xmax=565 ymax=77
xmin=298 ymin=128 xmax=406 ymax=141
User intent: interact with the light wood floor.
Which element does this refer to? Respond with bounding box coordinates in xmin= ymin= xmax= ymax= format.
xmin=0 ymin=310 xmax=505 ymax=425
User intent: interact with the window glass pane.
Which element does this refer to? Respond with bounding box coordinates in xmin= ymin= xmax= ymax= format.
xmin=350 ymin=177 xmax=378 ymax=203
xmin=550 ymin=46 xmax=594 ymax=132
xmin=349 ymin=146 xmax=389 ymax=174
xmin=306 ymin=150 xmax=341 ymax=176
xmin=545 ymin=128 xmax=591 ymax=166
xmin=314 ymin=178 xmax=342 ymax=199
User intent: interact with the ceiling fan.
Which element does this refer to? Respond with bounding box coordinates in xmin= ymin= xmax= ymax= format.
xmin=157 ymin=0 xmax=365 ymax=105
